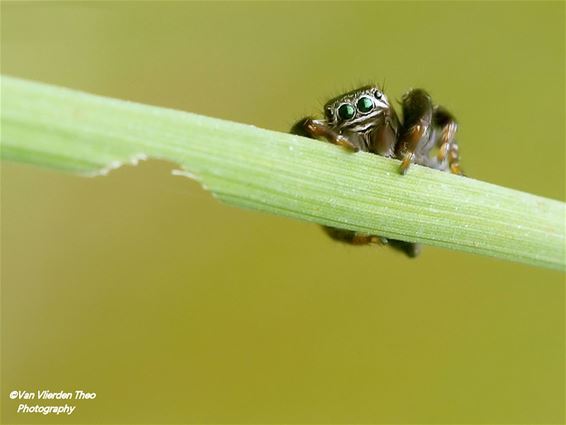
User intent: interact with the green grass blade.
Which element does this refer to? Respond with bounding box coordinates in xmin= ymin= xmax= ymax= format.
xmin=1 ymin=75 xmax=564 ymax=271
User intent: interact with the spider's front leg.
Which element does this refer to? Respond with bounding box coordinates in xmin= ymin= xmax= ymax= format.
xmin=291 ymin=117 xmax=359 ymax=151
xmin=396 ymin=89 xmax=434 ymax=174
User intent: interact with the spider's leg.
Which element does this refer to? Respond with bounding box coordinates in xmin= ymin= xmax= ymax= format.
xmin=387 ymin=240 xmax=421 ymax=258
xmin=432 ymin=106 xmax=464 ymax=175
xmin=291 ymin=117 xmax=358 ymax=151
xmin=322 ymin=227 xmax=387 ymax=246
xmin=447 ymin=140 xmax=464 ymax=175
xmin=433 ymin=106 xmax=457 ymax=162
xmin=396 ymin=89 xmax=434 ymax=174
xmin=322 ymin=227 xmax=420 ymax=258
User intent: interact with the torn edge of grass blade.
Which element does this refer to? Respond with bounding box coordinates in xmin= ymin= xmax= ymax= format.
xmin=1 ymin=75 xmax=564 ymax=271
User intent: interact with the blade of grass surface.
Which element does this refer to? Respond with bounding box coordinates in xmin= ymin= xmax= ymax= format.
xmin=1 ymin=76 xmax=564 ymax=271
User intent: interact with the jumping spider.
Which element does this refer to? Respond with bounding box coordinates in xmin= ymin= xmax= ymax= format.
xmin=291 ymin=86 xmax=464 ymax=258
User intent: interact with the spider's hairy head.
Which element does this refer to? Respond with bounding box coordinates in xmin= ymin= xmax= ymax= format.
xmin=323 ymin=85 xmax=391 ymax=129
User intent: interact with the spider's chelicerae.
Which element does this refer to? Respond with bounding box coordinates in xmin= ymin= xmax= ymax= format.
xmin=291 ymin=86 xmax=464 ymax=258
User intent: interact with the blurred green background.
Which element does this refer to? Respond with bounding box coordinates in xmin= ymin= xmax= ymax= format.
xmin=1 ymin=2 xmax=564 ymax=424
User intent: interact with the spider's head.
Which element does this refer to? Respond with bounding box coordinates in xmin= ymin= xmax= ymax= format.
xmin=324 ymin=86 xmax=390 ymax=130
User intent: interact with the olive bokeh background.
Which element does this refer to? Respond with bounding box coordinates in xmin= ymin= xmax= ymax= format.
xmin=2 ymin=2 xmax=564 ymax=424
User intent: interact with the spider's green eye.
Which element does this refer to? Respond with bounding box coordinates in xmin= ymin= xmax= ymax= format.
xmin=357 ymin=96 xmax=374 ymax=113
xmin=338 ymin=104 xmax=355 ymax=120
